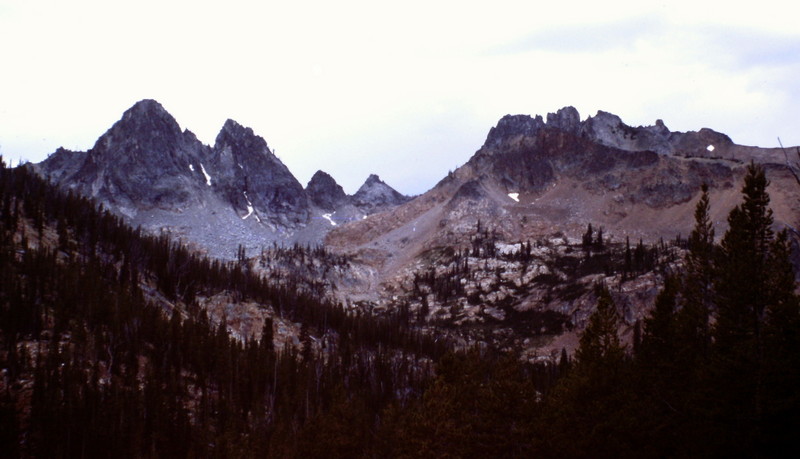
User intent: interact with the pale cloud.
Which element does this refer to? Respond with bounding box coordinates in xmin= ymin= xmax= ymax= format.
xmin=489 ymin=15 xmax=666 ymax=55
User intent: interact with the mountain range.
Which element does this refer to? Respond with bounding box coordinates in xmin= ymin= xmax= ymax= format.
xmin=36 ymin=101 xmax=800 ymax=265
xmin=34 ymin=99 xmax=409 ymax=259
xmin=32 ymin=100 xmax=800 ymax=354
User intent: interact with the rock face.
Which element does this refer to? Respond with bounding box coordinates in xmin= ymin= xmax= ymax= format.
xmin=34 ymin=99 xmax=407 ymax=258
xmin=210 ymin=119 xmax=309 ymax=226
xmin=306 ymin=170 xmax=349 ymax=212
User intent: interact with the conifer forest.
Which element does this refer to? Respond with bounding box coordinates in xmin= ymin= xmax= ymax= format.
xmin=1 ymin=160 xmax=799 ymax=457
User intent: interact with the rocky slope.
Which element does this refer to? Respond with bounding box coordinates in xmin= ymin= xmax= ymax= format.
xmin=34 ymin=99 xmax=408 ymax=259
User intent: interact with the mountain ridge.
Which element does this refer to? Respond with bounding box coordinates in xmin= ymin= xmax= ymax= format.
xmin=326 ymin=106 xmax=800 ymax=280
xmin=33 ymin=99 xmax=409 ymax=258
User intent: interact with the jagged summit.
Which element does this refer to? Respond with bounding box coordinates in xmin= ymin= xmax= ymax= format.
xmin=216 ymin=119 xmax=263 ymax=148
xmin=482 ymin=106 xmax=744 ymax=159
xmin=363 ymin=174 xmax=383 ymax=186
xmin=484 ymin=114 xmax=546 ymax=148
xmin=33 ymin=99 xmax=408 ymax=258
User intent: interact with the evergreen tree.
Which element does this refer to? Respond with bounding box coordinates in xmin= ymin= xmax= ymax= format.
xmin=575 ymin=284 xmax=626 ymax=369
xmin=535 ymin=285 xmax=637 ymax=457
xmin=675 ymin=184 xmax=714 ymax=363
xmin=640 ymin=275 xmax=679 ymax=363
xmin=715 ymin=164 xmax=773 ymax=352
xmin=709 ymin=162 xmax=799 ymax=455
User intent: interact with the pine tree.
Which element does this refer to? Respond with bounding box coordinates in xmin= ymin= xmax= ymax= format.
xmin=582 ymin=223 xmax=593 ymax=249
xmin=640 ymin=275 xmax=679 ymax=363
xmin=676 ymin=184 xmax=714 ymax=362
xmin=709 ymin=162 xmax=799 ymax=454
xmin=535 ymin=284 xmax=634 ymax=457
xmin=575 ymin=284 xmax=626 ymax=369
xmin=715 ymin=164 xmax=773 ymax=352
xmin=760 ymin=229 xmax=800 ymax=455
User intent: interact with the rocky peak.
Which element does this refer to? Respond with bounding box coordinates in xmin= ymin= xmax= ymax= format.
xmin=90 ymin=99 xmax=187 ymax=160
xmin=212 ymin=120 xmax=278 ymax=172
xmin=363 ymin=174 xmax=383 ymax=187
xmin=353 ymin=174 xmax=409 ymax=211
xmin=57 ymin=99 xmax=210 ymax=208
xmin=215 ymin=119 xmax=267 ymax=153
xmin=125 ymin=98 xmax=173 ymax=120
xmin=306 ymin=170 xmax=348 ymax=211
xmin=210 ymin=119 xmax=308 ymax=224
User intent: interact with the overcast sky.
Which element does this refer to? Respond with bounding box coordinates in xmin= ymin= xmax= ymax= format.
xmin=1 ymin=0 xmax=799 ymax=195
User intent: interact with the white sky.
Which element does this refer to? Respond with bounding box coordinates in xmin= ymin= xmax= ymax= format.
xmin=1 ymin=0 xmax=799 ymax=195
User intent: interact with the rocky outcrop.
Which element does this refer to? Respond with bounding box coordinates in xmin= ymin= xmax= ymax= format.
xmin=545 ymin=106 xmax=581 ymax=134
xmin=472 ymin=107 xmax=789 ymax=213
xmin=483 ymin=114 xmax=546 ymax=149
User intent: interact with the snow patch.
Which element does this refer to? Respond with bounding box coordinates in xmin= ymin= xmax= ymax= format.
xmin=242 ymin=191 xmax=256 ymax=220
xmin=200 ymin=163 xmax=212 ymax=186
xmin=508 ymin=192 xmax=520 ymax=202
xmin=188 ymin=163 xmax=195 ymax=172
xmin=706 ymin=144 xmax=715 ymax=152
xmin=322 ymin=213 xmax=337 ymax=226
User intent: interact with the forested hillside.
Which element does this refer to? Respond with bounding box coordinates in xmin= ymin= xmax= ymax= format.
xmin=2 ymin=159 xmax=799 ymax=457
